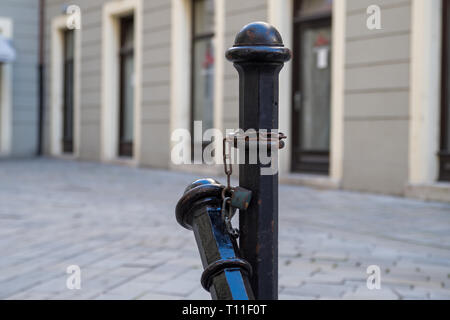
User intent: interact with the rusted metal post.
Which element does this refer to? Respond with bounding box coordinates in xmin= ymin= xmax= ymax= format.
xmin=226 ymin=22 xmax=291 ymax=300
xmin=176 ymin=179 xmax=254 ymax=300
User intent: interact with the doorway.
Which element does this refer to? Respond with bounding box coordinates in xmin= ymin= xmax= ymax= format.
xmin=118 ymin=16 xmax=135 ymax=157
xmin=291 ymin=0 xmax=332 ymax=174
xmin=62 ymin=29 xmax=74 ymax=154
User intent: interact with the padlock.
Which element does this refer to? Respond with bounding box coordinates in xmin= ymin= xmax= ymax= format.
xmin=230 ymin=186 xmax=252 ymax=211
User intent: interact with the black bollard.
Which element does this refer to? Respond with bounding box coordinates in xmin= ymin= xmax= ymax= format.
xmin=226 ymin=22 xmax=291 ymax=300
xmin=176 ymin=178 xmax=254 ymax=300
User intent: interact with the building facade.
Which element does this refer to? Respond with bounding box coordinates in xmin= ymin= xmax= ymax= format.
xmin=0 ymin=0 xmax=40 ymax=157
xmin=2 ymin=0 xmax=448 ymax=202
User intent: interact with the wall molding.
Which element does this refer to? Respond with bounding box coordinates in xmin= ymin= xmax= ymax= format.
xmin=170 ymin=0 xmax=192 ymax=170
xmin=0 ymin=17 xmax=13 ymax=156
xmin=101 ymin=0 xmax=143 ymax=163
xmin=408 ymin=0 xmax=442 ymax=185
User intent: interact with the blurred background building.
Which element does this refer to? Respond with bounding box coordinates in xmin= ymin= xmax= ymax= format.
xmin=0 ymin=0 xmax=449 ymax=202
xmin=0 ymin=0 xmax=40 ymax=157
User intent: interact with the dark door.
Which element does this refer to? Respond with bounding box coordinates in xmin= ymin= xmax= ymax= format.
xmin=440 ymin=0 xmax=450 ymax=181
xmin=118 ymin=16 xmax=134 ymax=157
xmin=63 ymin=29 xmax=74 ymax=154
xmin=292 ymin=0 xmax=332 ymax=174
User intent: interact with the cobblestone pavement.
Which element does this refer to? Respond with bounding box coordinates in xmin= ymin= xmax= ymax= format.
xmin=1 ymin=158 xmax=450 ymax=300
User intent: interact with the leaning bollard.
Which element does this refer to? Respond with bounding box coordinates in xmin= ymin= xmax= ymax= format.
xmin=176 ymin=178 xmax=254 ymax=300
xmin=226 ymin=22 xmax=291 ymax=300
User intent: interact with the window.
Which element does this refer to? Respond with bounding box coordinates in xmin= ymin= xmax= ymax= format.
xmin=440 ymin=0 xmax=450 ymax=181
xmin=291 ymin=0 xmax=333 ymax=174
xmin=0 ymin=64 xmax=2 ymax=144
xmin=191 ymin=0 xmax=214 ymax=145
xmin=63 ymin=29 xmax=74 ymax=153
xmin=118 ymin=16 xmax=135 ymax=157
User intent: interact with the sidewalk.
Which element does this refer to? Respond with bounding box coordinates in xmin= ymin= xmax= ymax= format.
xmin=1 ymin=158 xmax=449 ymax=300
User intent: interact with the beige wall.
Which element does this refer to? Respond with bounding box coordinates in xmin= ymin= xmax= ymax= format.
xmin=140 ymin=0 xmax=171 ymax=168
xmin=342 ymin=0 xmax=412 ymax=195
xmin=223 ymin=0 xmax=267 ymax=132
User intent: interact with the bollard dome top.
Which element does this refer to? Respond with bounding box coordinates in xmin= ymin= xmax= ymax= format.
xmin=226 ymin=21 xmax=291 ymax=63
xmin=234 ymin=21 xmax=283 ymax=46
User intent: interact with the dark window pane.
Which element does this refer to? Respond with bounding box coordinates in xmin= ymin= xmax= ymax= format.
xmin=63 ymin=29 xmax=74 ymax=153
xmin=121 ymin=18 xmax=134 ymax=51
xmin=193 ymin=38 xmax=214 ymax=133
xmin=445 ymin=5 xmax=450 ymax=152
xmin=122 ymin=53 xmax=134 ymax=143
xmin=119 ymin=16 xmax=134 ymax=157
xmin=298 ymin=26 xmax=331 ymax=150
xmin=64 ymin=30 xmax=74 ymax=59
xmin=440 ymin=0 xmax=450 ymax=181
xmin=294 ymin=0 xmax=333 ymax=18
xmin=192 ymin=0 xmax=215 ymax=140
xmin=194 ymin=0 xmax=214 ymax=35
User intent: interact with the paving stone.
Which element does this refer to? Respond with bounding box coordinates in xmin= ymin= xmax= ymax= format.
xmin=103 ymin=280 xmax=155 ymax=299
xmin=151 ymin=276 xmax=200 ymax=297
xmin=307 ymin=271 xmax=346 ymax=284
xmin=393 ymin=287 xmax=431 ymax=300
xmin=138 ymin=292 xmax=183 ymax=300
xmin=342 ymin=286 xmax=399 ymax=300
xmin=279 ymin=294 xmax=316 ymax=300
xmin=185 ymin=288 xmax=211 ymax=300
xmin=6 ymin=292 xmax=53 ymax=300
xmin=313 ymin=250 xmax=349 ymax=262
xmin=429 ymin=290 xmax=450 ymax=300
xmin=283 ymin=283 xmax=347 ymax=298
xmin=103 ymin=266 xmax=150 ymax=278
xmin=134 ymin=263 xmax=190 ymax=284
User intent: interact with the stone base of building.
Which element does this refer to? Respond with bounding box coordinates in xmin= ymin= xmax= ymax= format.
xmin=405 ymin=182 xmax=450 ymax=203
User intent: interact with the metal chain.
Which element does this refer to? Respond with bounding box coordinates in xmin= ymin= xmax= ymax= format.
xmin=222 ymin=137 xmax=232 ymax=193
xmin=226 ymin=130 xmax=287 ymax=150
xmin=222 ymin=131 xmax=286 ymax=187
xmin=221 ymin=131 xmax=285 ymax=238
xmin=221 ymin=138 xmax=239 ymax=238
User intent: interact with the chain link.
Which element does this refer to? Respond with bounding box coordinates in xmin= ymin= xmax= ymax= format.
xmin=222 ymin=137 xmax=232 ymax=192
xmin=221 ymin=138 xmax=238 ymax=238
